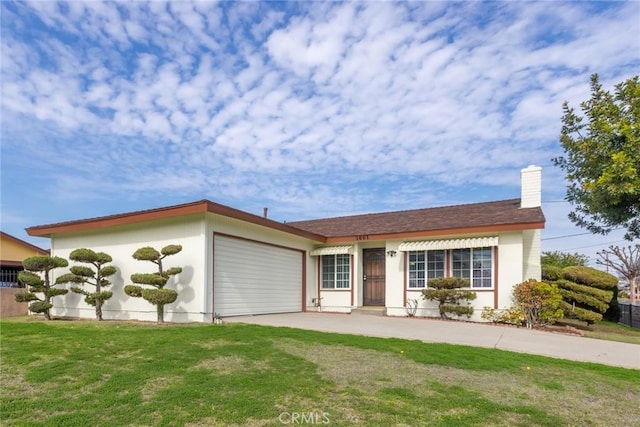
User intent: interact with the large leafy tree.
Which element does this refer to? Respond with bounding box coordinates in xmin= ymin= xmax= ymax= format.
xmin=56 ymin=248 xmax=117 ymax=321
xmin=553 ymin=74 xmax=640 ymax=240
xmin=124 ymin=245 xmax=182 ymax=323
xmin=14 ymin=256 xmax=69 ymax=320
xmin=541 ymin=251 xmax=589 ymax=268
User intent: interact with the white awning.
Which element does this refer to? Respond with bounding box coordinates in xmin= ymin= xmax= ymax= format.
xmin=398 ymin=237 xmax=499 ymax=251
xmin=310 ymin=246 xmax=354 ymax=256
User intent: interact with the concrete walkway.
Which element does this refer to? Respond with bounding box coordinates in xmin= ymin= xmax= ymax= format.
xmin=225 ymin=312 xmax=640 ymax=370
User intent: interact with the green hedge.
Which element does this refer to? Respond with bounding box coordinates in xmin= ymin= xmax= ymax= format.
xmin=561 ymin=266 xmax=618 ymax=289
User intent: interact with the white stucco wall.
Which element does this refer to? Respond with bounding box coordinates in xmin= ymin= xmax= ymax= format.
xmin=384 ymin=232 xmax=529 ymax=321
xmin=50 ymin=214 xmax=208 ymax=322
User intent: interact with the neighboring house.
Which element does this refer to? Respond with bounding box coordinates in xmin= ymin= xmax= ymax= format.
xmin=0 ymin=231 xmax=49 ymax=287
xmin=25 ymin=166 xmax=544 ymax=323
xmin=0 ymin=231 xmax=49 ymax=318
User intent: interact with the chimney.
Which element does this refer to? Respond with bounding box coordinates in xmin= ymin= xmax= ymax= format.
xmin=263 ymin=207 xmax=268 ymax=218
xmin=520 ymin=165 xmax=542 ymax=208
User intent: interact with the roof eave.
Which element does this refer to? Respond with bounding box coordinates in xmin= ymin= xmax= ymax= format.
xmin=26 ymin=200 xmax=326 ymax=243
xmin=323 ymin=221 xmax=546 ymax=243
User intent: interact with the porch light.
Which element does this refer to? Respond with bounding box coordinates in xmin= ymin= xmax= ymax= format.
xmin=386 ymin=250 xmax=397 ymax=257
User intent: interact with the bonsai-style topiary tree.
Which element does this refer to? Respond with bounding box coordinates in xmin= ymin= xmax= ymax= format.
xmin=421 ymin=277 xmax=477 ymax=319
xmin=513 ymin=279 xmax=563 ymax=328
xmin=56 ymin=248 xmax=116 ymax=321
xmin=15 ymin=256 xmax=69 ymax=320
xmin=543 ymin=265 xmax=618 ymax=325
xmin=124 ymin=245 xmax=182 ymax=323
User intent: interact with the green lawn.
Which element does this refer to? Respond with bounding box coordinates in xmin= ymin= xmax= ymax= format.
xmin=556 ymin=319 xmax=640 ymax=345
xmin=1 ymin=318 xmax=639 ymax=426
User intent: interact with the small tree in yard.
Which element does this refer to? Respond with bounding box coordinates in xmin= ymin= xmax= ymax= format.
xmin=598 ymin=244 xmax=640 ymax=303
xmin=15 ymin=256 xmax=69 ymax=320
xmin=56 ymin=248 xmax=117 ymax=321
xmin=556 ymin=266 xmax=617 ymax=324
xmin=421 ymin=277 xmax=476 ymax=319
xmin=513 ymin=279 xmax=563 ymax=328
xmin=124 ymin=245 xmax=182 ymax=323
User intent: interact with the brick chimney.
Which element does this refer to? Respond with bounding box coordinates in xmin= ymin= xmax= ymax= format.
xmin=521 ymin=165 xmax=541 ymax=208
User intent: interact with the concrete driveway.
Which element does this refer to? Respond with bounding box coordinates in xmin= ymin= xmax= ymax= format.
xmin=225 ymin=312 xmax=640 ymax=370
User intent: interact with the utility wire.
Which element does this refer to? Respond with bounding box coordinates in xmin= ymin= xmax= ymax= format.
xmin=552 ymin=239 xmax=628 ymax=252
xmin=542 ymin=227 xmax=623 ymax=241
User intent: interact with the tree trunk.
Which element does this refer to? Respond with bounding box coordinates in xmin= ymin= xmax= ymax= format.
xmin=157 ymin=304 xmax=164 ymax=323
xmin=96 ymin=300 xmax=103 ymax=321
xmin=96 ymin=280 xmax=103 ymax=321
xmin=44 ymin=293 xmax=51 ymax=320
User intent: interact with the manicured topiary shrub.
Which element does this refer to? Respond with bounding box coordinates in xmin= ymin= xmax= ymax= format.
xmin=56 ymin=248 xmax=116 ymax=321
xmin=421 ymin=277 xmax=476 ymax=320
xmin=124 ymin=244 xmax=182 ymax=323
xmin=542 ymin=264 xmax=563 ymax=281
xmin=552 ymin=266 xmax=618 ymax=324
xmin=561 ymin=266 xmax=618 ymax=290
xmin=15 ymin=256 xmax=69 ymax=320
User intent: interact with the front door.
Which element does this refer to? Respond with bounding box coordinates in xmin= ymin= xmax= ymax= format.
xmin=363 ymin=248 xmax=385 ymax=306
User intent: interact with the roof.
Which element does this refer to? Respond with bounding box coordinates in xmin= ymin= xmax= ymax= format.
xmin=0 ymin=231 xmax=49 ymax=254
xmin=26 ymin=200 xmax=326 ymax=242
xmin=288 ymin=199 xmax=545 ymax=241
xmin=25 ymin=198 xmax=544 ymax=243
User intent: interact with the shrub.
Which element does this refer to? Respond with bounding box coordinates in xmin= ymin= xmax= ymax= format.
xmin=561 ymin=266 xmax=618 ymax=289
xmin=542 ymin=265 xmax=563 ymax=281
xmin=421 ymin=277 xmax=476 ymax=320
xmin=56 ymin=248 xmax=116 ymax=321
xmin=512 ymin=279 xmax=563 ymax=328
xmin=560 ymin=301 xmax=602 ymax=324
xmin=127 ymin=244 xmax=183 ymax=323
xmin=481 ymin=306 xmax=525 ymax=326
xmin=14 ymin=256 xmax=68 ymax=320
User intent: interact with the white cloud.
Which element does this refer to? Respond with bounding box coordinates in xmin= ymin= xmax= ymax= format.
xmin=1 ymin=0 xmax=638 ymax=249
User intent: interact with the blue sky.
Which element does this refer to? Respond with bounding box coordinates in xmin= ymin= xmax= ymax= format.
xmin=1 ymin=1 xmax=638 ymax=264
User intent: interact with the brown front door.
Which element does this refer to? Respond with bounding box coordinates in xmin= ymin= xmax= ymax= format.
xmin=363 ymin=248 xmax=385 ymax=306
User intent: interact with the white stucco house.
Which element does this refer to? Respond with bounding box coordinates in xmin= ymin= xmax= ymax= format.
xmin=26 ymin=166 xmax=544 ymax=323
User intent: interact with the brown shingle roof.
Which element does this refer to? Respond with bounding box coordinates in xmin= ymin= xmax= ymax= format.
xmin=287 ymin=199 xmax=545 ymax=239
xmin=26 ymin=198 xmax=544 ymax=243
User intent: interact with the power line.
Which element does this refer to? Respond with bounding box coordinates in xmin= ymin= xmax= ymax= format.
xmin=542 ymin=227 xmax=623 ymax=241
xmin=552 ymin=239 xmax=627 ymax=252
xmin=542 ymin=231 xmax=594 ymax=241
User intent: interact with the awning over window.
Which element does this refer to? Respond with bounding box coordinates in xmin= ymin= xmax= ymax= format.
xmin=398 ymin=237 xmax=499 ymax=251
xmin=310 ymin=246 xmax=354 ymax=256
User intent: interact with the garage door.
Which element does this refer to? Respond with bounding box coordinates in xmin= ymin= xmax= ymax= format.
xmin=213 ymin=234 xmax=303 ymax=316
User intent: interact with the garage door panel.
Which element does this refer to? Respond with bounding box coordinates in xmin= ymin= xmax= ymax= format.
xmin=214 ymin=235 xmax=302 ymax=316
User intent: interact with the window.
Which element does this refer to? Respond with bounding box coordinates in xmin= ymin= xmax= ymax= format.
xmin=451 ymin=247 xmax=493 ymax=288
xmin=321 ymin=254 xmax=350 ymax=289
xmin=408 ymin=250 xmax=445 ymax=288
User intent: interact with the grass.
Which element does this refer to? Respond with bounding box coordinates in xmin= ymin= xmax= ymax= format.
xmin=556 ymin=319 xmax=640 ymax=345
xmin=1 ymin=318 xmax=639 ymax=426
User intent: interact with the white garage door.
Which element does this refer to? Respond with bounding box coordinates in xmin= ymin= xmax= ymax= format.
xmin=214 ymin=235 xmax=303 ymax=316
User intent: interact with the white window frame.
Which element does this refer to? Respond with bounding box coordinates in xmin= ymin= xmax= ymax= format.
xmin=407 ymin=247 xmax=495 ymax=290
xmin=450 ymin=247 xmax=494 ymax=289
xmin=321 ymin=254 xmax=351 ymax=289
xmin=407 ymin=250 xmax=445 ymax=289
